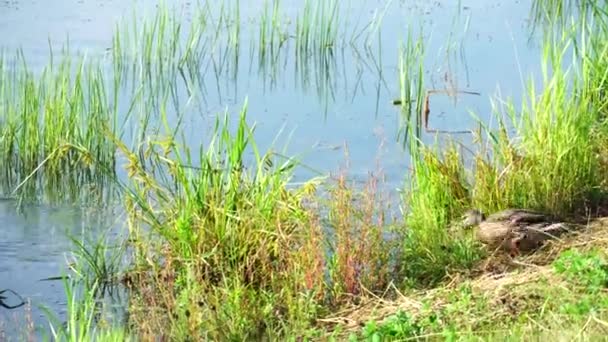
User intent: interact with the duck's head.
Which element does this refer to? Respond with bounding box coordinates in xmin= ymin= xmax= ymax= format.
xmin=461 ymin=209 xmax=485 ymax=228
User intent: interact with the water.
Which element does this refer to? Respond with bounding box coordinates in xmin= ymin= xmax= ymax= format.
xmin=0 ymin=0 xmax=547 ymax=336
xmin=0 ymin=201 xmax=122 ymax=339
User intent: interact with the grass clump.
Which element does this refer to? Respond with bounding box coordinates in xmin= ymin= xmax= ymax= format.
xmin=109 ymin=96 xmax=404 ymax=339
xmin=113 ymin=101 xmax=395 ymax=339
xmin=0 ymin=54 xmax=117 ymax=203
xmin=401 ymin=145 xmax=482 ymax=286
xmin=400 ymin=19 xmax=608 ymax=287
xmin=121 ymin=105 xmax=320 ymax=339
xmin=324 ymin=173 xmax=397 ymax=301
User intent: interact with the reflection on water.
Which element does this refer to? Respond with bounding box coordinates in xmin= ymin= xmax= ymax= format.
xmin=0 ymin=0 xmax=544 ymax=190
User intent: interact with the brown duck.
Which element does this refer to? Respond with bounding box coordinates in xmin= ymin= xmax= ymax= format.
xmin=461 ymin=209 xmax=569 ymax=256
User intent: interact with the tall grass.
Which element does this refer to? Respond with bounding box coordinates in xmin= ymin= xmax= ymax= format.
xmin=530 ymin=0 xmax=607 ymax=35
xmin=117 ymin=102 xmax=322 ymax=339
xmin=471 ymin=42 xmax=602 ymax=213
xmin=401 ymin=141 xmax=481 ymax=286
xmin=0 ymin=53 xmax=117 ymax=203
xmin=401 ymin=6 xmax=608 ymax=286
xmin=396 ymin=28 xmax=426 ymax=147
xmin=107 ymin=97 xmax=398 ymax=339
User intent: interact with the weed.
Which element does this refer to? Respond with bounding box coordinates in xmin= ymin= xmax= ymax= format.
xmin=117 ymin=104 xmax=325 ymax=339
xmin=360 ymin=311 xmax=423 ymax=341
xmin=325 ymin=172 xmax=396 ymax=301
xmin=553 ymin=249 xmax=608 ymax=290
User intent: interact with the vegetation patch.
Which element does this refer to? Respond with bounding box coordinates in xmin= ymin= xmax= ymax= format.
xmin=4 ymin=1 xmax=608 ymax=341
xmin=342 ymin=226 xmax=608 ymax=341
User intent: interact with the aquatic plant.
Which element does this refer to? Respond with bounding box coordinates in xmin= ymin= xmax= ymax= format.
xmin=107 ymin=97 xmax=398 ymax=339
xmin=530 ymin=0 xmax=607 ymax=36
xmin=43 ymin=278 xmax=130 ymax=342
xmin=115 ymin=102 xmax=320 ymax=339
xmin=66 ymin=232 xmax=127 ymax=294
xmin=0 ymin=52 xmax=117 ymax=203
xmin=401 ymin=2 xmax=608 ymax=286
xmin=295 ymin=0 xmax=340 ymax=55
xmin=396 ymin=28 xmax=426 ymax=147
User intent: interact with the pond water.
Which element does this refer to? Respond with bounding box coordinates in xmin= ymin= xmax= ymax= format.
xmin=0 ymin=201 xmax=125 ymax=339
xmin=0 ymin=0 xmax=546 ymax=337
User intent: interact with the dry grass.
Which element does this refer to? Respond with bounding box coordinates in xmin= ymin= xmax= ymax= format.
xmin=322 ymin=216 xmax=608 ymax=337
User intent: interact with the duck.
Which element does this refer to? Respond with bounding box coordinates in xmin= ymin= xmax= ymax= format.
xmin=460 ymin=208 xmax=562 ymax=256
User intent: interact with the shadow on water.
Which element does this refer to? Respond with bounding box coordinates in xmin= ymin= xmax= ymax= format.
xmin=0 ymin=289 xmax=25 ymax=310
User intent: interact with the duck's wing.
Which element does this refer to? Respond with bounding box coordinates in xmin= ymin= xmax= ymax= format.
xmin=520 ymin=222 xmax=572 ymax=238
xmin=511 ymin=211 xmax=550 ymax=224
xmin=476 ymin=221 xmax=514 ymax=245
xmin=487 ymin=208 xmax=549 ymax=223
xmin=513 ymin=222 xmax=570 ymax=252
xmin=485 ymin=209 xmax=520 ymax=221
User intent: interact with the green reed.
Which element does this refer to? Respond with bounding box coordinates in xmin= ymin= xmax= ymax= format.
xmin=295 ymin=0 xmax=340 ymax=55
xmin=226 ymin=0 xmax=241 ymax=80
xmin=397 ymin=28 xmax=426 ymax=147
xmin=401 ymin=6 xmax=608 ymax=286
xmin=107 ymin=1 xmax=357 ymax=111
xmin=258 ymin=0 xmax=285 ymax=55
xmin=530 ymin=0 xmax=607 ymax=37
xmin=0 ymin=52 xmax=117 ymax=203
xmin=43 ymin=277 xmax=130 ymax=341
xmin=115 ymin=102 xmax=319 ymax=339
xmin=291 ymin=0 xmax=343 ymax=110
xmin=294 ymin=0 xmax=340 ymax=71
xmin=103 ymin=94 xmax=398 ymax=339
